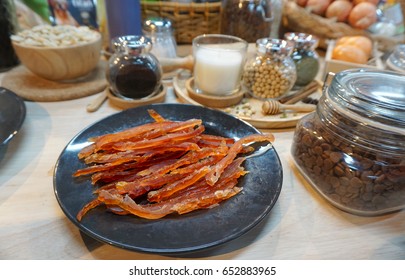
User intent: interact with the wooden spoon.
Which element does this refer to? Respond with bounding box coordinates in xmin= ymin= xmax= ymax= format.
xmin=159 ymin=55 xmax=194 ymax=72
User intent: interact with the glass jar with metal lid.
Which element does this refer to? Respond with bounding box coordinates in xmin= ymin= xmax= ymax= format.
xmin=142 ymin=17 xmax=177 ymax=60
xmin=291 ymin=69 xmax=405 ymax=216
xmin=284 ymin=32 xmax=319 ymax=87
xmin=243 ymin=38 xmax=296 ymax=100
xmin=106 ymin=35 xmax=162 ymax=100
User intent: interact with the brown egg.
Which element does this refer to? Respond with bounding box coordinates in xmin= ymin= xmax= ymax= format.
xmin=336 ymin=35 xmax=373 ymax=57
xmin=325 ymin=0 xmax=354 ymax=22
xmin=352 ymin=0 xmax=379 ymax=6
xmin=348 ymin=2 xmax=377 ymax=29
xmin=332 ymin=44 xmax=369 ymax=64
xmin=306 ymin=0 xmax=332 ymax=16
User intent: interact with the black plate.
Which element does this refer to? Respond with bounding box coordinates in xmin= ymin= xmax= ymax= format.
xmin=0 ymin=87 xmax=26 ymax=145
xmin=53 ymin=104 xmax=282 ymax=254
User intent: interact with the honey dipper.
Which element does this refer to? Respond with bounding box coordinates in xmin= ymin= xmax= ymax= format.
xmin=262 ymin=100 xmax=316 ymax=115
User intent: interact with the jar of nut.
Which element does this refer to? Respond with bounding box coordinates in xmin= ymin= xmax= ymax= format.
xmin=291 ymin=69 xmax=405 ymax=216
xmin=243 ymin=38 xmax=296 ymax=100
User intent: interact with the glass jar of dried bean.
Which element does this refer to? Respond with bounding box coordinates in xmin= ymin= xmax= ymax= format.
xmin=243 ymin=38 xmax=296 ymax=100
xmin=291 ymin=69 xmax=405 ymax=216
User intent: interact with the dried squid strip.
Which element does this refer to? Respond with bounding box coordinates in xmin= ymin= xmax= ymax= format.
xmin=205 ymin=133 xmax=274 ymax=186
xmin=94 ymin=182 xmax=242 ymax=220
xmin=197 ymin=134 xmax=235 ymax=147
xmin=147 ymin=166 xmax=211 ymax=203
xmin=171 ymin=157 xmax=247 ymax=199
xmin=76 ymin=155 xmax=247 ymax=221
xmin=111 ymin=125 xmax=205 ymax=152
xmin=114 ymin=156 xmax=220 ymax=196
xmin=148 ymin=109 xmax=166 ymax=122
xmin=136 ymin=145 xmax=228 ymax=177
xmin=74 ymin=110 xmax=276 ymax=221
xmin=116 ymin=172 xmax=188 ymax=197
xmin=84 ymin=142 xmax=199 ymax=164
xmin=79 ymin=118 xmax=202 ymax=158
xmin=74 ymin=146 xmax=189 ymax=178
xmin=90 ymin=150 xmax=187 ymax=184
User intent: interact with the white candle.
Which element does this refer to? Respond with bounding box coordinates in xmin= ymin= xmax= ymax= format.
xmin=194 ymin=47 xmax=244 ymax=95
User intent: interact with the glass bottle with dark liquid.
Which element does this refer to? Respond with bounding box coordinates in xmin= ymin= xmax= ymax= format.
xmin=107 ymin=35 xmax=162 ymax=99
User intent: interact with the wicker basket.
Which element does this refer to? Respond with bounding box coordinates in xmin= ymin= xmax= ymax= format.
xmin=282 ymin=0 xmax=404 ymax=50
xmin=141 ymin=1 xmax=222 ymax=44
xmin=282 ymin=0 xmax=367 ymax=44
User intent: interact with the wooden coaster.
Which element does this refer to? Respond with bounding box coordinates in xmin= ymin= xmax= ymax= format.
xmin=106 ymin=85 xmax=167 ymax=109
xmin=2 ymin=61 xmax=107 ymax=102
xmin=185 ymin=78 xmax=244 ymax=108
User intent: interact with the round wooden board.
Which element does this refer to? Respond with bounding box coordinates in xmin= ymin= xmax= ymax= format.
xmin=2 ymin=61 xmax=107 ymax=102
xmin=185 ymin=77 xmax=244 ymax=108
xmin=107 ymin=85 xmax=167 ymax=110
xmin=173 ymin=70 xmax=318 ymax=129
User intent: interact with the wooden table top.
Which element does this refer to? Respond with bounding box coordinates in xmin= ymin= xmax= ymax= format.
xmin=1 ymin=52 xmax=405 ymax=260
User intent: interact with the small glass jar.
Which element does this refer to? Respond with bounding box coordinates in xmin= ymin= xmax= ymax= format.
xmin=284 ymin=32 xmax=319 ymax=87
xmin=243 ymin=38 xmax=296 ymax=100
xmin=106 ymin=35 xmax=162 ymax=100
xmin=387 ymin=44 xmax=405 ymax=73
xmin=221 ymin=0 xmax=274 ymax=43
xmin=142 ymin=17 xmax=177 ymax=60
xmin=291 ymin=69 xmax=405 ymax=216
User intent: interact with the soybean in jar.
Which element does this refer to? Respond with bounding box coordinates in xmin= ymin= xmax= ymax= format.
xmin=243 ymin=38 xmax=296 ymax=100
xmin=291 ymin=69 xmax=405 ymax=216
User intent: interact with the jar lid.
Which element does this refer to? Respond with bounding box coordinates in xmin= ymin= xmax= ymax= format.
xmin=327 ymin=69 xmax=405 ymax=135
xmin=284 ymin=32 xmax=318 ymax=49
xmin=111 ymin=35 xmax=152 ymax=52
xmin=143 ymin=17 xmax=173 ymax=34
xmin=387 ymin=44 xmax=405 ymax=73
xmin=256 ymin=38 xmax=294 ymax=57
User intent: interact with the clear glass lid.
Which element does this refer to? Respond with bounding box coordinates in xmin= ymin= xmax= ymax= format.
xmin=326 ymin=68 xmax=405 ymax=133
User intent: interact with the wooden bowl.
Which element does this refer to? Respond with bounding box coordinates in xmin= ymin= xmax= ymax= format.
xmin=11 ymin=33 xmax=102 ymax=81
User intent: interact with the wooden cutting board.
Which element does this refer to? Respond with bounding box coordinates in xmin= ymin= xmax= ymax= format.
xmin=2 ymin=61 xmax=107 ymax=102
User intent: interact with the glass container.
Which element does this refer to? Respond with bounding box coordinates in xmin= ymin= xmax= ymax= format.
xmin=106 ymin=35 xmax=162 ymax=100
xmin=221 ymin=0 xmax=275 ymax=43
xmin=243 ymin=38 xmax=296 ymax=100
xmin=291 ymin=69 xmax=405 ymax=216
xmin=387 ymin=44 xmax=405 ymax=73
xmin=284 ymin=32 xmax=319 ymax=87
xmin=142 ymin=17 xmax=177 ymax=60
xmin=193 ymin=34 xmax=248 ymax=96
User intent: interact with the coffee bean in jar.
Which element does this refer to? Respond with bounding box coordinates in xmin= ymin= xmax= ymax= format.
xmin=291 ymin=69 xmax=405 ymax=216
xmin=243 ymin=38 xmax=296 ymax=99
xmin=221 ymin=0 xmax=273 ymax=43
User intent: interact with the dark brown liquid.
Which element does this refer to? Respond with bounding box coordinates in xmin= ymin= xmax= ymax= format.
xmin=110 ymin=57 xmax=161 ymax=99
